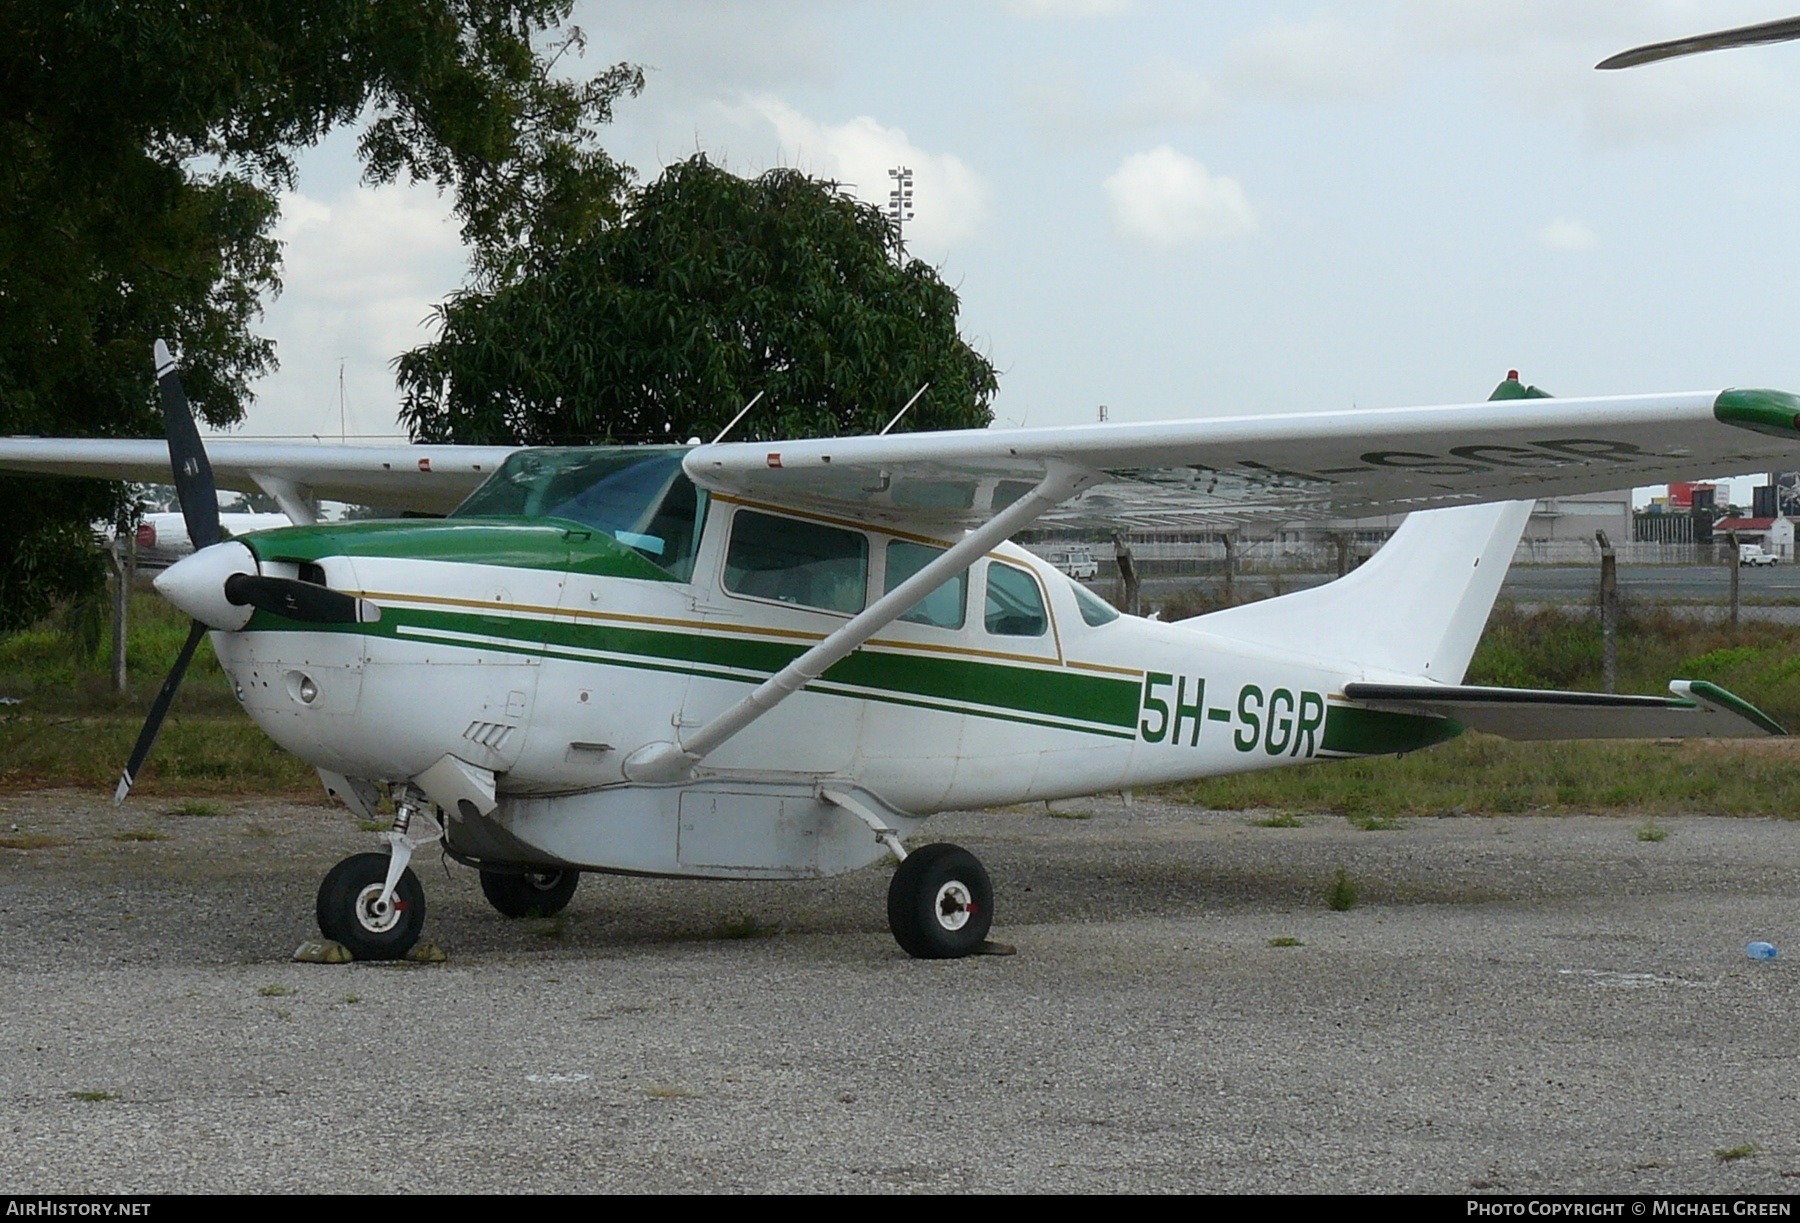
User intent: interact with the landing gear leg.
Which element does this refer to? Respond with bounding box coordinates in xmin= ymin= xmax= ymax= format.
xmin=315 ymin=785 xmax=440 ymax=961
xmin=816 ymin=788 xmax=1000 ymax=960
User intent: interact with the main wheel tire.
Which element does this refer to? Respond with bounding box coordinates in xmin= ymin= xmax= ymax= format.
xmin=316 ymin=851 xmax=426 ymax=961
xmin=480 ymin=868 xmax=580 ymax=919
xmin=887 ymin=842 xmax=994 ymax=959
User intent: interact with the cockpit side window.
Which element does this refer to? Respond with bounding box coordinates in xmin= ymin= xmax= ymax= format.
xmin=452 ymin=447 xmax=707 ymax=579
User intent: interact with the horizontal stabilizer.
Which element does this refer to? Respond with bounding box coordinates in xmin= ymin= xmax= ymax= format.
xmin=1340 ymin=680 xmax=1785 ymax=740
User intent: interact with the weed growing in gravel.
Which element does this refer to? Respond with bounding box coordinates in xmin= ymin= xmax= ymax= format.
xmin=1637 ymin=821 xmax=1669 ymax=842
xmin=68 ymin=1091 xmax=117 ymax=1102
xmin=1326 ymin=869 xmax=1360 ymax=912
xmin=165 ymin=800 xmax=225 ymax=818
xmin=1268 ymin=937 xmax=1303 ymax=947
xmin=257 ymin=984 xmax=297 ymax=997
xmin=525 ymin=915 xmax=570 ymax=940
xmin=0 ymin=833 xmax=66 ymax=849
xmin=716 ymin=913 xmax=777 ymax=939
xmin=1252 ymin=812 xmax=1306 ymax=828
xmin=1715 ymin=1143 xmax=1758 ymax=1162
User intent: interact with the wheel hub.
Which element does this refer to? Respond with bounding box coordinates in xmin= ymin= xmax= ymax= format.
xmin=353 ymin=882 xmax=405 ymax=934
xmin=934 ymin=880 xmax=975 ymax=931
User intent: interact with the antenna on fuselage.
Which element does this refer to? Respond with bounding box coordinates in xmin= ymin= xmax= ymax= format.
xmin=710 ymin=391 xmax=766 ymax=445
xmin=879 ymin=383 xmax=930 ymax=436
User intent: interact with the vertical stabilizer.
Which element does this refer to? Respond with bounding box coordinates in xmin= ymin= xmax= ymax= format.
xmin=1181 ymin=499 xmax=1533 ymax=681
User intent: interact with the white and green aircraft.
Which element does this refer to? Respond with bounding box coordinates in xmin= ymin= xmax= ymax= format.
xmin=2 ymin=346 xmax=1795 ymax=960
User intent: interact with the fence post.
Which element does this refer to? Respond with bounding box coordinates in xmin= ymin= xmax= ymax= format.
xmin=1111 ymin=532 xmax=1140 ymax=616
xmin=1595 ymin=530 xmax=1617 ymax=694
xmin=1728 ymin=530 xmax=1740 ymax=627
xmin=1220 ymin=531 xmax=1236 ymax=605
xmin=107 ymin=535 xmax=129 ymax=695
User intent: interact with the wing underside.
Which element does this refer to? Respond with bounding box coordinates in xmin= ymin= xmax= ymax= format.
xmin=0 ymin=438 xmax=520 ymax=517
xmin=687 ymin=388 xmax=1800 ymax=529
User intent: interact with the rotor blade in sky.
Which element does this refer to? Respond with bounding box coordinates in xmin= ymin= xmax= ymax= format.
xmin=1598 ymin=15 xmax=1800 ymax=70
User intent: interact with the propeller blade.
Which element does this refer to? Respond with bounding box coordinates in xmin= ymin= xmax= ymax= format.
xmin=223 ymin=573 xmax=375 ymax=625
xmin=1598 ymin=15 xmax=1800 ymax=69
xmin=153 ymin=339 xmax=221 ymax=552
xmin=115 ymin=619 xmax=209 ymax=805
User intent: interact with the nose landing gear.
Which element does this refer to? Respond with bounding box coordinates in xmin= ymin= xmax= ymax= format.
xmin=315 ymin=784 xmax=440 ymax=961
xmin=316 ymin=851 xmax=426 ymax=960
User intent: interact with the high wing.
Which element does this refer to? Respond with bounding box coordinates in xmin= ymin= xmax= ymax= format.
xmin=686 ymin=388 xmax=1800 ymax=528
xmin=0 ymin=438 xmax=520 ymax=518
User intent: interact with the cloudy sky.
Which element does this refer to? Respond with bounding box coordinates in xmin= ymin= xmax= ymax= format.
xmin=247 ymin=0 xmax=1800 ymax=506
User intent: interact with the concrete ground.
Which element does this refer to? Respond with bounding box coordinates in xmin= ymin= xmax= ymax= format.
xmin=1 ymin=789 xmax=1797 ymax=1194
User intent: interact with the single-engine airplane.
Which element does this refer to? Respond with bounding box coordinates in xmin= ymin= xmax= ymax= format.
xmin=2 ymin=346 xmax=1796 ymax=960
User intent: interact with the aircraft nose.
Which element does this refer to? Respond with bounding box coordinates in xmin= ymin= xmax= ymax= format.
xmin=154 ymin=540 xmax=258 ymax=630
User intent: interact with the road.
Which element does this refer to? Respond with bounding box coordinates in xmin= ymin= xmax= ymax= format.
xmin=2 ymin=789 xmax=1797 ymax=1193
xmin=1133 ymin=563 xmax=1800 ymax=622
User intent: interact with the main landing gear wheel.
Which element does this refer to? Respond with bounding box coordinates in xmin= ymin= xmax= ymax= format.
xmin=317 ymin=851 xmax=426 ymax=961
xmin=887 ymin=843 xmax=994 ymax=959
xmin=479 ymin=869 xmax=580 ymax=919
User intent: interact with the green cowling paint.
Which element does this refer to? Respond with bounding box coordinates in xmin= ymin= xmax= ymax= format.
xmin=247 ymin=597 xmax=1145 ymax=738
xmin=1321 ymin=703 xmax=1462 ymax=756
xmin=1713 ymin=389 xmax=1800 ymax=441
xmin=242 ymin=519 xmax=674 ymax=582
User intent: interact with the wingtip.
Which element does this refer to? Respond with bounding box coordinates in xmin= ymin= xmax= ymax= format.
xmin=153 ymin=339 xmax=175 ymax=377
xmin=113 ymin=772 xmax=133 ymax=806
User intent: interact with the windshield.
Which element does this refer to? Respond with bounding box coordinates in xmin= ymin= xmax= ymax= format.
xmin=452 ymin=446 xmax=706 ymax=579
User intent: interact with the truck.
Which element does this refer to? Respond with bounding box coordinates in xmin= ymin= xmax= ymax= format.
xmin=1738 ymin=543 xmax=1780 ymax=566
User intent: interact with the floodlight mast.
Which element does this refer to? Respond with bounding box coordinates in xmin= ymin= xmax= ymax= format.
xmin=887 ymin=165 xmax=915 ymax=254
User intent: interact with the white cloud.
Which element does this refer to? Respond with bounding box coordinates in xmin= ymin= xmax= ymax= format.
xmin=1118 ymin=55 xmax=1219 ymax=126
xmin=576 ymin=0 xmax=835 ymax=99
xmin=1223 ymin=16 xmax=1403 ymax=102
xmin=1004 ymin=0 xmax=1131 ymax=18
xmin=250 ymin=183 xmax=468 ymax=438
xmin=740 ymin=96 xmax=990 ymax=252
xmin=1537 ymin=217 xmax=1597 ymax=251
xmin=1104 ymin=147 xmax=1257 ymax=246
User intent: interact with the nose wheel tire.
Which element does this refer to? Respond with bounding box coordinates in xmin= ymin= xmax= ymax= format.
xmin=317 ymin=851 xmax=426 ymax=961
xmin=886 ymin=843 xmax=994 ymax=959
xmin=479 ymin=868 xmax=581 ymax=919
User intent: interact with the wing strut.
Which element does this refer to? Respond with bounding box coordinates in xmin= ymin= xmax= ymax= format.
xmin=623 ymin=461 xmax=1101 ymax=783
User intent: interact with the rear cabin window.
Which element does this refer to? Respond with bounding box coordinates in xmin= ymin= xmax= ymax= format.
xmin=985 ymin=563 xmax=1048 ymax=637
xmin=885 ymin=540 xmax=966 ymax=630
xmin=1069 ymin=578 xmax=1121 ymax=626
xmin=724 ymin=510 xmax=868 ymax=615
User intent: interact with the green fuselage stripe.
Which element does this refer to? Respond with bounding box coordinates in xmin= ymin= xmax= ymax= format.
xmin=253 ymin=601 xmax=1142 ymax=738
xmin=1320 ymin=704 xmax=1463 ymax=756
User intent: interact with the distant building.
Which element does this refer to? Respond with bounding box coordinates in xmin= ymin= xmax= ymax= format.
xmin=1712 ymin=515 xmax=1796 ymax=559
xmin=1758 ymin=472 xmax=1800 ymax=518
xmin=1667 ymin=482 xmax=1718 ymax=510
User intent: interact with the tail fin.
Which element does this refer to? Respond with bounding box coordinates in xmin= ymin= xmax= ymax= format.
xmin=1182 ymin=500 xmax=1532 ymax=681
